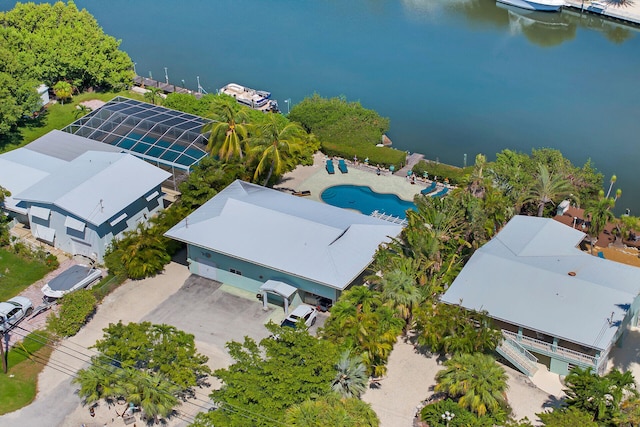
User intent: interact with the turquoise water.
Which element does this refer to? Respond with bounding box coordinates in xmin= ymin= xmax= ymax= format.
xmin=321 ymin=185 xmax=416 ymax=219
xmin=4 ymin=0 xmax=639 ymax=213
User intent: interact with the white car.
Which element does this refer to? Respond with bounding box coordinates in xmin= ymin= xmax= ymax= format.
xmin=0 ymin=296 xmax=33 ymax=332
xmin=280 ymin=304 xmax=317 ymax=329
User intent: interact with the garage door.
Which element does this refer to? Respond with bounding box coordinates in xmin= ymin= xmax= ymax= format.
xmin=193 ymin=258 xmax=217 ymax=280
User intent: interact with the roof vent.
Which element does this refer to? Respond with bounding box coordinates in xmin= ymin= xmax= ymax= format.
xmin=568 ymin=271 xmax=576 ymax=276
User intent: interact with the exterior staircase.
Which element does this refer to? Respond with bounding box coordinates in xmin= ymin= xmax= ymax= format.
xmin=496 ymin=332 xmax=539 ymax=377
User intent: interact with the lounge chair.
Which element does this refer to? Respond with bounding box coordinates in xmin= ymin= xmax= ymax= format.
xmin=293 ymin=190 xmax=311 ymax=197
xmin=326 ymin=159 xmax=335 ymax=174
xmin=420 ymin=181 xmax=437 ymax=195
xmin=598 ymin=251 xmax=606 ymax=259
xmin=338 ymin=159 xmax=348 ymax=173
xmin=432 ymin=187 xmax=449 ymax=197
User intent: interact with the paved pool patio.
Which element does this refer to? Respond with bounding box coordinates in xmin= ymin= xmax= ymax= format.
xmin=276 ymin=152 xmax=445 ymax=205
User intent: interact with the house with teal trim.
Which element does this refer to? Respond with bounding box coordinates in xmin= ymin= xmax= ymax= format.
xmin=165 ymin=180 xmax=403 ymax=311
xmin=0 ymin=130 xmax=170 ymax=262
xmin=441 ymin=215 xmax=640 ymax=377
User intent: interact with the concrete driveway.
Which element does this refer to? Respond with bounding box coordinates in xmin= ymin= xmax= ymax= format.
xmin=143 ymin=275 xmax=278 ymax=354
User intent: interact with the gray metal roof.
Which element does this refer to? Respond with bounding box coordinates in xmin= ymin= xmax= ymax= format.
xmin=63 ymin=97 xmax=211 ymax=171
xmin=165 ymin=180 xmax=403 ymax=290
xmin=15 ymin=151 xmax=170 ymax=226
xmin=442 ymin=215 xmax=640 ymax=351
xmin=24 ymin=130 xmax=122 ymax=161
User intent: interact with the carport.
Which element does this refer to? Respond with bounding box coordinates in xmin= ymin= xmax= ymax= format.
xmin=259 ymin=280 xmax=297 ymax=315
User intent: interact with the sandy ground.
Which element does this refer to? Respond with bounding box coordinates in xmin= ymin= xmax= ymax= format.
xmin=362 ymin=340 xmax=557 ymax=427
xmin=0 ymin=262 xmax=191 ymax=427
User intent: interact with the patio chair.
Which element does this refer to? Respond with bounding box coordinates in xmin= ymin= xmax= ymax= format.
xmin=326 ymin=159 xmax=335 ymax=174
xmin=338 ymin=159 xmax=348 ymax=173
xmin=420 ymin=181 xmax=437 ymax=195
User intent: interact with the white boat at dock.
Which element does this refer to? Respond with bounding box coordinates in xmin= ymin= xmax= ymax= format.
xmin=219 ymin=83 xmax=279 ymax=112
xmin=496 ymin=0 xmax=565 ymax=11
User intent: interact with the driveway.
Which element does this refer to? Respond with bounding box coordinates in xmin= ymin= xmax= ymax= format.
xmin=143 ymin=275 xmax=278 ymax=355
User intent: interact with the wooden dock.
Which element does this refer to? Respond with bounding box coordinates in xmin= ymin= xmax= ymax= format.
xmin=133 ymin=75 xmax=203 ymax=98
xmin=563 ymin=0 xmax=640 ymax=27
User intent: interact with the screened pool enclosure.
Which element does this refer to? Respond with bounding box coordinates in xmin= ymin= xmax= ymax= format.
xmin=63 ymin=97 xmax=212 ymax=189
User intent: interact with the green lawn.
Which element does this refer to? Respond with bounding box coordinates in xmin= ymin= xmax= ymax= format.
xmin=0 ymin=332 xmax=52 ymax=415
xmin=0 ymin=89 xmax=147 ymax=154
xmin=0 ymin=248 xmax=51 ymax=301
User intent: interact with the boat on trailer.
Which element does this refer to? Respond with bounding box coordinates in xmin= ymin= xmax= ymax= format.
xmin=219 ymin=83 xmax=279 ymax=112
xmin=41 ymin=264 xmax=103 ymax=301
xmin=496 ymin=0 xmax=564 ymax=11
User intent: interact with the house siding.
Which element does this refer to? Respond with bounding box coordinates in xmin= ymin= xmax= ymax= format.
xmin=187 ymin=245 xmax=341 ymax=302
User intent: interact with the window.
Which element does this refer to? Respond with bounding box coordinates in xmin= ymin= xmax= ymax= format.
xmin=229 ymin=268 xmax=242 ymax=276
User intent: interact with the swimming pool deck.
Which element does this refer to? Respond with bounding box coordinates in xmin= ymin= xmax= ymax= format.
xmin=277 ymin=152 xmax=444 ymax=205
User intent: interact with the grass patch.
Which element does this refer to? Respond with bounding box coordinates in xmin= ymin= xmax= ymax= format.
xmin=0 ymin=332 xmax=52 ymax=415
xmin=91 ymin=274 xmax=125 ymax=302
xmin=0 ymin=248 xmax=51 ymax=301
xmin=0 ymin=89 xmax=147 ymax=153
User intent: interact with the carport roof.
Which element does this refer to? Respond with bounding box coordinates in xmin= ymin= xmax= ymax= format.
xmin=165 ymin=180 xmax=403 ymax=290
xmin=261 ymin=280 xmax=297 ymax=298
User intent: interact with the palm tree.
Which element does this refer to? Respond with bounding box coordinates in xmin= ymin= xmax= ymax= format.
xmin=202 ymin=96 xmax=250 ymax=160
xmin=585 ymin=196 xmax=615 ymax=254
xmin=378 ymin=259 xmax=422 ymax=333
xmin=117 ymin=369 xmax=180 ymax=423
xmin=248 ymin=114 xmax=309 ymax=186
xmin=73 ymin=363 xmax=118 ymax=405
xmin=285 ymin=394 xmax=379 ymax=427
xmin=143 ymin=86 xmax=163 ymax=105
xmin=606 ymin=174 xmax=617 ymax=198
xmin=435 ymin=353 xmax=509 ymax=417
xmin=53 ymin=80 xmax=73 ymax=104
xmin=332 ymin=350 xmax=368 ymax=399
xmin=523 ymin=163 xmax=575 ymax=217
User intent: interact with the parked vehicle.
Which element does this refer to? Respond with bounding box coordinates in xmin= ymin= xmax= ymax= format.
xmin=315 ymin=296 xmax=333 ymax=312
xmin=0 ymin=296 xmax=33 ymax=332
xmin=280 ymin=304 xmax=317 ymax=328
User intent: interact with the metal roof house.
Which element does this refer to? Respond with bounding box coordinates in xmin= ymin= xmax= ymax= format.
xmin=0 ymin=130 xmax=170 ymax=262
xmin=165 ymin=180 xmax=403 ymax=309
xmin=441 ymin=215 xmax=640 ymax=377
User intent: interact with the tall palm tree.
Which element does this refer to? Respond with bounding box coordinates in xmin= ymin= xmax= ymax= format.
xmin=434 ymin=353 xmax=509 ymax=417
xmin=523 ymin=163 xmax=575 ymax=217
xmin=332 ymin=350 xmax=368 ymax=399
xmin=202 ymin=96 xmax=250 ymax=160
xmin=606 ymin=174 xmax=617 ymax=198
xmin=117 ymin=369 xmax=180 ymax=423
xmin=73 ymin=363 xmax=118 ymax=405
xmin=585 ymin=196 xmax=615 ymax=254
xmin=143 ymin=86 xmax=163 ymax=105
xmin=378 ymin=260 xmax=422 ymax=333
xmin=248 ymin=114 xmax=308 ymax=186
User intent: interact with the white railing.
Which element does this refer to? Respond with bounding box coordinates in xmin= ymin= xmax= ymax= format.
xmin=502 ymin=330 xmax=598 ymax=367
xmin=497 ymin=339 xmax=538 ymax=376
xmin=502 ymin=332 xmax=538 ymax=363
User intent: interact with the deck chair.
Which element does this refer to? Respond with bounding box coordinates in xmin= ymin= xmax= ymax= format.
xmin=326 ymin=159 xmax=335 ymax=174
xmin=420 ymin=181 xmax=437 ymax=195
xmin=338 ymin=159 xmax=348 ymax=173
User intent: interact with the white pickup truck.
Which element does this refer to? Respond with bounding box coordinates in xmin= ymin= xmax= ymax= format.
xmin=0 ymin=296 xmax=33 ymax=333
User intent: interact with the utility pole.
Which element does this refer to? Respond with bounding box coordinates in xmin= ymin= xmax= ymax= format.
xmin=1 ymin=333 xmax=7 ymax=374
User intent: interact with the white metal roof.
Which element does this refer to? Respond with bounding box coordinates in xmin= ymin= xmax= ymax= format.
xmin=166 ymin=180 xmax=402 ymax=290
xmin=260 ymin=280 xmax=298 ymax=299
xmin=442 ymin=215 xmax=640 ymax=351
xmin=15 ymin=151 xmax=170 ymax=226
xmin=24 ymin=129 xmax=122 ymax=161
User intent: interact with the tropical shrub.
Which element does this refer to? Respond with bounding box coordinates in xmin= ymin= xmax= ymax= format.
xmin=421 ymin=398 xmax=490 ymax=427
xmin=285 ymin=394 xmax=380 ymax=427
xmin=537 ymin=407 xmax=598 ymax=427
xmin=412 ymin=160 xmax=470 ymax=185
xmin=434 ymin=353 xmax=510 ymax=420
xmin=288 ymin=94 xmax=404 ymax=168
xmin=47 ymin=290 xmax=97 ymax=337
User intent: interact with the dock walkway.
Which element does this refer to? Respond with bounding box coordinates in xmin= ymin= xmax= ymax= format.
xmin=563 ymin=0 xmax=640 ymax=26
xmin=395 ymin=152 xmax=425 ymax=177
xmin=133 ymin=75 xmax=203 ymax=98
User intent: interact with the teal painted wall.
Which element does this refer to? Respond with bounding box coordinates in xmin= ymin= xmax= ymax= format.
xmin=550 ymin=358 xmax=570 ymax=376
xmin=187 ymin=245 xmax=340 ymax=301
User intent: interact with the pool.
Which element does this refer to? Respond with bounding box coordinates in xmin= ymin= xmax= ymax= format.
xmin=321 ymin=185 xmax=416 ymax=219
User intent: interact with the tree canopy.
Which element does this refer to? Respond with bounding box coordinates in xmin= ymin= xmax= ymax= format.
xmin=0 ymin=1 xmax=133 ymax=134
xmin=193 ymin=323 xmax=341 ymax=427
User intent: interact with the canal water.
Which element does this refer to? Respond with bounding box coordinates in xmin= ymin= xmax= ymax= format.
xmin=3 ymin=0 xmax=639 ymax=213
